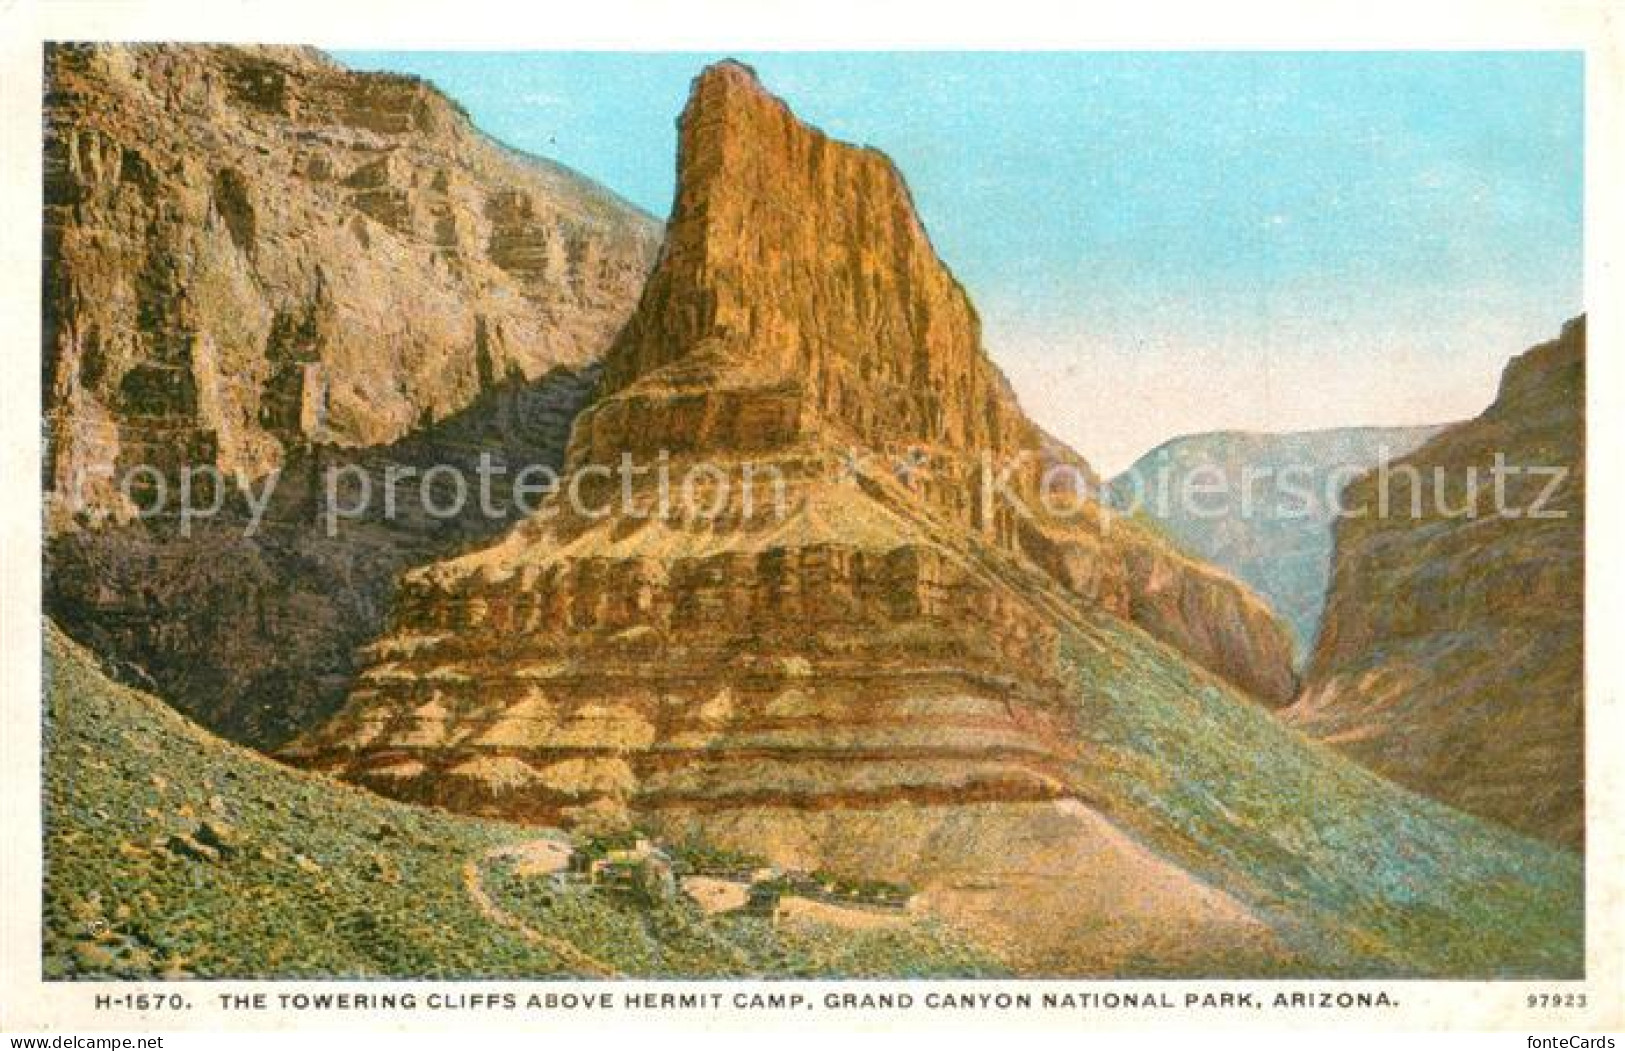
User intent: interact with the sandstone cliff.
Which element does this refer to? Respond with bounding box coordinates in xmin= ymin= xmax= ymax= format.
xmin=43 ymin=44 xmax=659 ymax=745
xmin=291 ymin=59 xmax=1298 ymax=814
xmin=287 ymin=61 xmax=1305 ymax=968
xmin=573 ymin=61 xmax=1295 ymax=702
xmin=1287 ymin=317 xmax=1585 ymax=850
xmin=44 ymin=43 xmax=658 ymax=522
xmin=48 ymin=614 xmax=1583 ymax=978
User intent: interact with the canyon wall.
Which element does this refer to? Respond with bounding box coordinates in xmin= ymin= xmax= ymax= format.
xmin=43 ymin=44 xmax=660 ymax=745
xmin=45 ymin=43 xmax=658 ymax=524
xmin=1288 ymin=318 xmax=1585 ymax=850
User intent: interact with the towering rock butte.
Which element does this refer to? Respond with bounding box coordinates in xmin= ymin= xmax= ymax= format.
xmin=586 ymin=60 xmax=1032 ymax=459
xmin=43 ymin=44 xmax=660 ymax=745
xmin=289 ymin=63 xmax=1299 ymax=965
xmin=1288 ymin=317 xmax=1585 ymax=851
xmin=582 ymin=63 xmax=1296 ymax=704
xmin=291 ymin=60 xmax=1297 ymax=816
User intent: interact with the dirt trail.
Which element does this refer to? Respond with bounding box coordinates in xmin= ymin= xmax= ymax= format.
xmin=462 ymin=842 xmax=619 ymax=978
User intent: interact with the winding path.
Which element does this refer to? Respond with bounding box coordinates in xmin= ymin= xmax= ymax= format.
xmin=461 ymin=842 xmax=620 ymax=978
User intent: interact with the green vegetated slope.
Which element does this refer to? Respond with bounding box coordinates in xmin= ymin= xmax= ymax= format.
xmin=43 ymin=614 xmax=1581 ymax=979
xmin=42 ymin=622 xmax=1001 ymax=979
xmin=1062 ymin=617 xmax=1583 ymax=978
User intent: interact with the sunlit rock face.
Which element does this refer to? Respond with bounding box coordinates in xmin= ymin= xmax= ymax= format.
xmin=289 ymin=61 xmax=1297 ymax=831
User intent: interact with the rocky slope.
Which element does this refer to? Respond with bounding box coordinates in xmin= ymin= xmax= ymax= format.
xmin=43 ymin=621 xmax=1000 ymax=979
xmin=1109 ymin=425 xmax=1446 ymax=659
xmin=42 ymin=44 xmax=660 ymax=745
xmin=1287 ymin=318 xmax=1585 ymax=850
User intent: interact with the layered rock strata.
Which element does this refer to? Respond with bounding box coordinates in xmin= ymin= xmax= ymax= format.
xmin=44 ymin=43 xmax=658 ymax=522
xmin=289 ymin=61 xmax=1298 ymax=826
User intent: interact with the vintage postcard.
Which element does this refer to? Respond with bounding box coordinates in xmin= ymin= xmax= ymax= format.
xmin=2 ymin=0 xmax=1620 ymax=1041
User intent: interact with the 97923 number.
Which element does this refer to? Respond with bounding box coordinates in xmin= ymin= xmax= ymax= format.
xmin=1528 ymin=993 xmax=1587 ymax=1009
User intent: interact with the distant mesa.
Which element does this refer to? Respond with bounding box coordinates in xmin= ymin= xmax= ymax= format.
xmin=1109 ymin=424 xmax=1447 ymax=661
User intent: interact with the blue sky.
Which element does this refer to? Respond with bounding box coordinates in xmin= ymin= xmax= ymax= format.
xmin=338 ymin=51 xmax=1583 ymax=474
